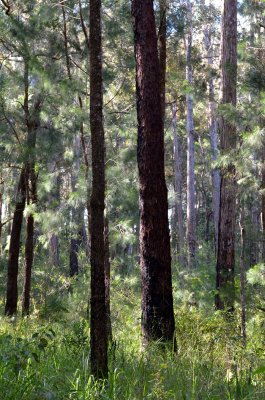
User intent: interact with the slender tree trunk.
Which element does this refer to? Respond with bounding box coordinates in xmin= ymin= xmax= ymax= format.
xmin=261 ymin=139 xmax=265 ymax=262
xmin=22 ymin=210 xmax=34 ymax=316
xmin=132 ymin=0 xmax=175 ymax=345
xmin=239 ymin=205 xmax=246 ymax=346
xmin=22 ymin=160 xmax=37 ymax=316
xmin=172 ymin=104 xmax=185 ymax=267
xmin=0 ymin=174 xmax=3 ymax=255
xmin=104 ymin=217 xmax=112 ymax=342
xmin=89 ymin=0 xmax=108 ymax=379
xmin=186 ymin=0 xmax=196 ymax=269
xmin=158 ymin=0 xmax=167 ymax=124
xmin=250 ymin=203 xmax=259 ymax=266
xmin=215 ymin=0 xmax=237 ymax=311
xmin=5 ymin=167 xmax=27 ymax=315
xmin=49 ymin=233 xmax=60 ymax=267
xmin=204 ymin=25 xmax=220 ymax=251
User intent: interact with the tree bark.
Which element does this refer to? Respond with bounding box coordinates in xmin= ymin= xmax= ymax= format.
xmin=204 ymin=25 xmax=220 ymax=251
xmin=261 ymin=139 xmax=265 ymax=262
xmin=5 ymin=167 xmax=27 ymax=315
xmin=158 ymin=0 xmax=167 ymax=124
xmin=215 ymin=0 xmax=237 ymax=311
xmin=89 ymin=0 xmax=108 ymax=379
xmin=104 ymin=217 xmax=112 ymax=342
xmin=132 ymin=0 xmax=176 ymax=345
xmin=186 ymin=0 xmax=196 ymax=269
xmin=172 ymin=103 xmax=185 ymax=267
xmin=239 ymin=206 xmax=246 ymax=346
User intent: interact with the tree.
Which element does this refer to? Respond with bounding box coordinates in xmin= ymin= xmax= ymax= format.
xmin=89 ymin=0 xmax=108 ymax=379
xmin=203 ymin=20 xmax=220 ymax=251
xmin=215 ymin=0 xmax=237 ymax=311
xmin=185 ymin=0 xmax=196 ymax=269
xmin=131 ymin=0 xmax=176 ymax=345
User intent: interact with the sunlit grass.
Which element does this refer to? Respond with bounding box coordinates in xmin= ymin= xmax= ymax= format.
xmin=0 ymin=271 xmax=264 ymax=399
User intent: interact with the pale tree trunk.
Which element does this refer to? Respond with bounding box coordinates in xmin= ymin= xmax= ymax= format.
xmin=239 ymin=205 xmax=246 ymax=346
xmin=172 ymin=103 xmax=185 ymax=267
xmin=204 ymin=25 xmax=220 ymax=251
xmin=158 ymin=0 xmax=167 ymax=124
xmin=215 ymin=0 xmax=237 ymax=311
xmin=186 ymin=0 xmax=196 ymax=269
xmin=69 ymin=134 xmax=83 ymax=277
xmin=104 ymin=217 xmax=112 ymax=342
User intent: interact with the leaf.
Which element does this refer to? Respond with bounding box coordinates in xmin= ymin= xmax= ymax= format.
xmin=253 ymin=365 xmax=265 ymax=375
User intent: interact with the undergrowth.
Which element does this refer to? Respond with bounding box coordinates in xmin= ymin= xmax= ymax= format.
xmin=0 ymin=270 xmax=264 ymax=399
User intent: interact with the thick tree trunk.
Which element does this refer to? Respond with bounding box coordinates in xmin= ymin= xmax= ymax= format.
xmin=172 ymin=104 xmax=185 ymax=267
xmin=132 ymin=0 xmax=176 ymax=345
xmin=5 ymin=168 xmax=27 ymax=316
xmin=186 ymin=0 xmax=196 ymax=269
xmin=215 ymin=0 xmax=237 ymax=311
xmin=204 ymin=25 xmax=220 ymax=251
xmin=89 ymin=0 xmax=108 ymax=379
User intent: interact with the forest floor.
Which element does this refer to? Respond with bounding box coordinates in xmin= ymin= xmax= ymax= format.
xmin=0 ymin=268 xmax=264 ymax=400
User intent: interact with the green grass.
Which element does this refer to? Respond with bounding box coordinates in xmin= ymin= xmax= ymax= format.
xmin=0 ymin=272 xmax=264 ymax=399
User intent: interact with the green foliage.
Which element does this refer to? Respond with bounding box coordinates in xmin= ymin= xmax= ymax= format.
xmin=0 ymin=269 xmax=264 ymax=399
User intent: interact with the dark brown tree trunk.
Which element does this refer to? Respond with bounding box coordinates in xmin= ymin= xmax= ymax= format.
xmin=69 ymin=235 xmax=82 ymax=277
xmin=22 ymin=91 xmax=39 ymax=316
xmin=22 ymin=210 xmax=34 ymax=316
xmin=5 ymin=167 xmax=27 ymax=316
xmin=22 ymin=160 xmax=37 ymax=316
xmin=89 ymin=0 xmax=108 ymax=379
xmin=215 ymin=0 xmax=237 ymax=311
xmin=132 ymin=0 xmax=176 ymax=345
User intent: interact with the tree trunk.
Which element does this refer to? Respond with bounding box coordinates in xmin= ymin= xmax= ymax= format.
xmin=261 ymin=140 xmax=265 ymax=262
xmin=89 ymin=0 xmax=108 ymax=379
xmin=22 ymin=160 xmax=37 ymax=316
xmin=104 ymin=217 xmax=112 ymax=342
xmin=239 ymin=206 xmax=246 ymax=346
xmin=172 ymin=104 xmax=185 ymax=267
xmin=132 ymin=0 xmax=176 ymax=346
xmin=158 ymin=0 xmax=167 ymax=124
xmin=186 ymin=0 xmax=196 ymax=269
xmin=204 ymin=25 xmax=220 ymax=251
xmin=5 ymin=167 xmax=27 ymax=316
xmin=215 ymin=0 xmax=237 ymax=312
xmin=22 ymin=89 xmax=39 ymax=316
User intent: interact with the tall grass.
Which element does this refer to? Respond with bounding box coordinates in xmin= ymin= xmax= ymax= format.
xmin=0 ymin=272 xmax=264 ymax=399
